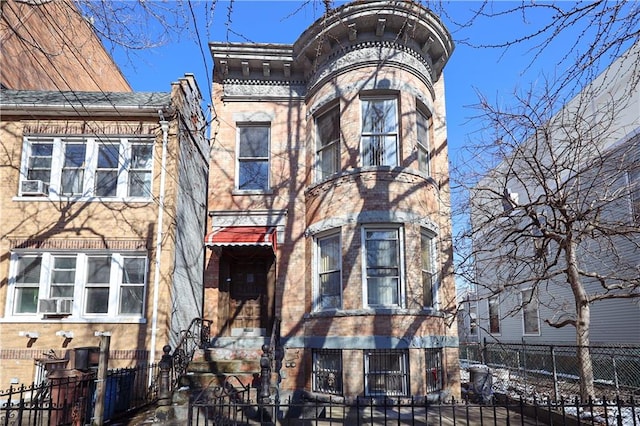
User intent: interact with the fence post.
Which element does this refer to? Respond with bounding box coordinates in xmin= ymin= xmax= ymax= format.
xmin=551 ymin=345 xmax=559 ymax=401
xmin=260 ymin=344 xmax=272 ymax=403
xmin=155 ymin=345 xmax=176 ymax=423
xmin=481 ymin=337 xmax=487 ymax=365
xmin=611 ymin=355 xmax=620 ymax=397
xmin=158 ymin=345 xmax=173 ymax=406
xmin=92 ymin=331 xmax=111 ymax=426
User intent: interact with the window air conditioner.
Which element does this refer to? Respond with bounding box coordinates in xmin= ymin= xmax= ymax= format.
xmin=21 ymin=180 xmax=49 ymax=196
xmin=39 ymin=298 xmax=73 ymax=315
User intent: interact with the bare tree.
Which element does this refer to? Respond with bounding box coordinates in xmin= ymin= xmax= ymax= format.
xmin=436 ymin=1 xmax=640 ymax=95
xmin=455 ymin=42 xmax=640 ymax=400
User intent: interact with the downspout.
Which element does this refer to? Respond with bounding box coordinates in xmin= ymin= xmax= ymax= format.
xmin=150 ymin=113 xmax=170 ymax=369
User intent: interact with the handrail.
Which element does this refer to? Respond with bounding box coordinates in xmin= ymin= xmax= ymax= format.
xmin=171 ymin=317 xmax=212 ymax=382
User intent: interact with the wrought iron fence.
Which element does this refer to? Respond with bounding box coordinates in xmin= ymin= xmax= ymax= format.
xmin=460 ymin=341 xmax=640 ymax=400
xmin=0 ymin=363 xmax=158 ymax=426
xmin=189 ymin=391 xmax=639 ymax=426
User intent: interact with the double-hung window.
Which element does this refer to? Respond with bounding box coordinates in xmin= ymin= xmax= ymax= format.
xmin=361 ymin=98 xmax=398 ymax=167
xmin=129 ymin=143 xmax=154 ymax=197
xmin=95 ymin=142 xmax=120 ymax=196
xmin=364 ymin=349 xmax=408 ymax=396
xmin=488 ymin=294 xmax=501 ymax=334
xmin=316 ymin=106 xmax=340 ymax=180
xmin=417 ymin=109 xmax=431 ymax=174
xmin=61 ymin=140 xmax=86 ymax=195
xmin=19 ymin=136 xmax=154 ymax=199
xmin=9 ymin=252 xmax=147 ymax=318
xmin=421 ymin=230 xmax=438 ymax=309
xmin=315 ymin=232 xmax=342 ymax=310
xmin=363 ymin=227 xmax=403 ymax=307
xmin=521 ymin=288 xmax=540 ymax=335
xmin=23 ymin=140 xmax=53 ymax=195
xmin=312 ymin=349 xmax=342 ymax=395
xmin=237 ymin=125 xmax=270 ymax=191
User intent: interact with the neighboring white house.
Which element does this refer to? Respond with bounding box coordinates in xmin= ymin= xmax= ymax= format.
xmin=469 ymin=41 xmax=640 ymax=346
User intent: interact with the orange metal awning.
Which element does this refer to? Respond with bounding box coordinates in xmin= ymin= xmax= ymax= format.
xmin=204 ymin=226 xmax=277 ymax=251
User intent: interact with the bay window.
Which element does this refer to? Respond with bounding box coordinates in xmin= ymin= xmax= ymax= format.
xmin=417 ymin=108 xmax=431 ymax=174
xmin=363 ymin=226 xmax=403 ymax=307
xmin=315 ymin=231 xmax=342 ymax=310
xmin=364 ymin=349 xmax=408 ymax=396
xmin=361 ymin=98 xmax=398 ymax=166
xmin=316 ymin=106 xmax=340 ymax=180
xmin=421 ymin=229 xmax=439 ymax=309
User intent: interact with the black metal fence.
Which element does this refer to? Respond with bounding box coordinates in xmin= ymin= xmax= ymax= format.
xmin=459 ymin=341 xmax=640 ymax=400
xmin=189 ymin=391 xmax=639 ymax=425
xmin=0 ymin=363 xmax=158 ymax=425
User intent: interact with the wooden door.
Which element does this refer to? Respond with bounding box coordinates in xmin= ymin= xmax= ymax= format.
xmin=229 ymin=260 xmax=268 ymax=332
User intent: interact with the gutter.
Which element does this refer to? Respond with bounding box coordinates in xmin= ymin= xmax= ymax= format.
xmin=149 ymin=113 xmax=170 ymax=371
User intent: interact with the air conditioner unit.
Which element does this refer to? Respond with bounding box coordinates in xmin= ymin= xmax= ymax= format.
xmin=39 ymin=298 xmax=73 ymax=315
xmin=21 ymin=180 xmax=49 ymax=196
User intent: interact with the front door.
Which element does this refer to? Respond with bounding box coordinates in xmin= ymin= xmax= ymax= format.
xmin=229 ymin=259 xmax=269 ymax=333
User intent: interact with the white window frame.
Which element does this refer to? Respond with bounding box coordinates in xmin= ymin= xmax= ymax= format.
xmin=416 ymin=107 xmax=431 ymax=175
xmin=421 ymin=229 xmax=439 ymax=310
xmin=314 ymin=230 xmax=342 ymax=311
xmin=6 ymin=251 xmax=147 ymax=320
xmin=315 ymin=105 xmax=341 ymax=181
xmin=360 ymin=97 xmax=399 ymax=167
xmin=18 ymin=136 xmax=154 ymax=201
xmin=521 ymin=288 xmax=540 ymax=336
xmin=361 ymin=225 xmax=405 ymax=309
xmin=23 ymin=138 xmax=54 ymax=188
xmin=364 ymin=349 xmax=409 ymax=397
xmin=236 ymin=124 xmax=270 ymax=192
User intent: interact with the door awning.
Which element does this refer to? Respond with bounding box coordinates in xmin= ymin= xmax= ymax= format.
xmin=204 ymin=226 xmax=277 ymax=251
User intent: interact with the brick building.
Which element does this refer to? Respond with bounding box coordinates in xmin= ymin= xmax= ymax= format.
xmin=204 ymin=1 xmax=459 ymax=399
xmin=0 ymin=0 xmax=131 ymax=92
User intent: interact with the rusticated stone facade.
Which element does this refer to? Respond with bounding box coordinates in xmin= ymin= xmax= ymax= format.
xmin=206 ymin=1 xmax=459 ymax=400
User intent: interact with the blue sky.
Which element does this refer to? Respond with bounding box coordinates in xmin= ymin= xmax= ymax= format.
xmin=113 ymin=0 xmax=587 ymax=166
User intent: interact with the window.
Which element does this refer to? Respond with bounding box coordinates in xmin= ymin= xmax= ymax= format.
xmin=629 ymin=168 xmax=640 ymax=223
xmin=421 ymin=230 xmax=438 ymax=309
xmin=312 ymin=349 xmax=342 ymax=395
xmin=129 ymin=143 xmax=154 ymax=197
xmin=361 ymin=98 xmax=398 ymax=166
xmin=14 ymin=256 xmax=42 ymax=314
xmin=363 ymin=227 xmax=402 ymax=307
xmin=488 ymin=295 xmax=501 ymax=334
xmin=25 ymin=140 xmax=53 ymax=184
xmin=61 ymin=141 xmax=86 ymax=195
xmin=9 ymin=252 xmax=147 ymax=318
xmin=469 ymin=303 xmax=478 ymax=337
xmin=316 ymin=106 xmax=340 ymax=180
xmin=19 ymin=136 xmax=154 ymax=199
xmin=237 ymin=125 xmax=270 ymax=191
xmin=425 ymin=348 xmax=444 ymax=393
xmin=315 ymin=232 xmax=342 ymax=310
xmin=95 ymin=143 xmax=120 ymax=196
xmin=417 ymin=109 xmax=431 ymax=174
xmin=521 ymin=288 xmax=540 ymax=335
xmin=364 ymin=349 xmax=408 ymax=396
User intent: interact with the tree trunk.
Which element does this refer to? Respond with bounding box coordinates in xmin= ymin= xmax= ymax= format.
xmin=566 ymin=239 xmax=595 ymax=400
